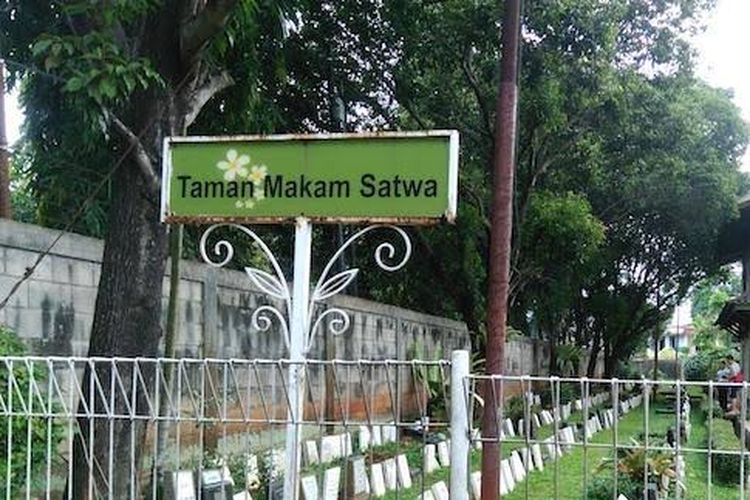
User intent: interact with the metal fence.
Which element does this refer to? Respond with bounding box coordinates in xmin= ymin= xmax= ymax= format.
xmin=1 ymin=352 xmax=748 ymax=499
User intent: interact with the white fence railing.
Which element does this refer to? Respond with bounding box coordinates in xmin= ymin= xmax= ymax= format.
xmin=0 ymin=352 xmax=748 ymax=499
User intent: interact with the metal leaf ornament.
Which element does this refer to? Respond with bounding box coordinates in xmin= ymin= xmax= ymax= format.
xmin=312 ymin=268 xmax=359 ymax=301
xmin=244 ymin=267 xmax=290 ymax=300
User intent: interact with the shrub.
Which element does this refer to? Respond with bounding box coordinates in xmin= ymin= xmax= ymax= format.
xmin=539 ymin=384 xmax=580 ymax=407
xmin=0 ymin=325 xmax=64 ymax=496
xmin=503 ymin=395 xmax=540 ymax=424
xmin=710 ymin=418 xmax=744 ymax=484
xmin=586 ymin=474 xmax=641 ymax=500
xmin=684 ymin=351 xmax=714 ymax=381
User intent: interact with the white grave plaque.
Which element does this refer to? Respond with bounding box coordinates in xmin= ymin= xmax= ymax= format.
xmin=301 ymin=475 xmax=319 ymax=500
xmin=358 ymin=426 xmax=371 ymax=451
xmin=396 ymin=454 xmax=412 ymax=489
xmin=370 ymin=463 xmax=387 ymax=497
xmin=348 ymin=457 xmax=370 ymax=498
xmin=169 ymin=470 xmax=196 ymax=500
xmin=323 ymin=467 xmax=341 ymax=500
xmin=431 ymin=481 xmax=450 ymax=500
xmin=424 ymin=444 xmax=439 ymax=474
xmin=321 ymin=435 xmax=343 ymax=463
xmin=531 ymin=443 xmax=544 ymax=470
xmin=509 ymin=451 xmax=526 ymax=482
xmin=471 ymin=471 xmax=482 ymax=499
xmin=305 ymin=440 xmax=320 ymax=465
xmin=383 ymin=458 xmax=398 ymax=491
xmin=501 ymin=459 xmax=515 ymax=492
xmin=436 ymin=441 xmax=450 ymax=467
xmin=371 ymin=426 xmax=383 ymax=447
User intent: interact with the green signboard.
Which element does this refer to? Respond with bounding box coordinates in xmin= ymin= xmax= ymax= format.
xmin=161 ymin=131 xmax=458 ymax=224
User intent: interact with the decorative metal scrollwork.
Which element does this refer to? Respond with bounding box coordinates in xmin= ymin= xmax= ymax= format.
xmin=200 ymin=224 xmax=292 ymax=347
xmin=305 ymin=225 xmax=411 ymax=352
xmin=199 ymin=223 xmax=411 ymax=356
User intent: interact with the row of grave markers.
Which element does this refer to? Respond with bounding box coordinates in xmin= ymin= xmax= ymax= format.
xmin=448 ymin=394 xmax=645 ymax=500
xmin=165 ymin=389 xmax=643 ymax=499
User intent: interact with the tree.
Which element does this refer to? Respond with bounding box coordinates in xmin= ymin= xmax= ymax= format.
xmin=1 ymin=1 xmax=291 ymax=496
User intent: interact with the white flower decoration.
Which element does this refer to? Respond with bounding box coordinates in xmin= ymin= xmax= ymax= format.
xmin=217 ymin=149 xmax=250 ymax=181
xmin=253 ymin=188 xmax=265 ymax=201
xmin=248 ymin=164 xmax=268 ymax=185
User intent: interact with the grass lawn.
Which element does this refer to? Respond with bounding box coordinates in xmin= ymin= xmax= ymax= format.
xmin=502 ymin=403 xmax=674 ymax=500
xmin=682 ymin=409 xmax=741 ymax=499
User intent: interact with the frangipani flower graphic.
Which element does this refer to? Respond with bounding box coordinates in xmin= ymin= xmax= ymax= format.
xmin=248 ymin=164 xmax=268 ymax=185
xmin=217 ymin=149 xmax=250 ymax=181
xmin=235 ymin=199 xmax=255 ymax=209
xmin=254 ymin=188 xmax=265 ymax=201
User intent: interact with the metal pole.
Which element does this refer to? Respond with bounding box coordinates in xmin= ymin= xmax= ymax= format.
xmin=482 ymin=0 xmax=521 ymax=498
xmin=450 ymin=350 xmax=470 ymax=500
xmin=283 ymin=217 xmax=312 ymax=500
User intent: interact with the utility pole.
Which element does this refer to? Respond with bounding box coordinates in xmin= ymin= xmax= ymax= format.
xmin=0 ymin=60 xmax=12 ymax=219
xmin=481 ymin=1 xmax=521 ymax=498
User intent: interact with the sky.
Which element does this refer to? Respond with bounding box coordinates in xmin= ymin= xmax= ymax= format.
xmin=694 ymin=0 xmax=750 ymax=172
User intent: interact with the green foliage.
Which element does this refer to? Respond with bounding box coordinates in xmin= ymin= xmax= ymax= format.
xmin=0 ymin=325 xmax=64 ymax=496
xmin=503 ymin=395 xmax=540 ymax=425
xmin=691 ymin=272 xmax=742 ymax=354
xmin=555 ymin=343 xmax=584 ymax=376
xmin=684 ymin=351 xmax=714 ymax=381
xmin=585 ymin=474 xmax=642 ymax=500
xmin=594 ymin=438 xmax=678 ymax=498
xmin=709 ymin=418 xmax=744 ymax=484
xmin=614 ymin=362 xmax=643 ymax=380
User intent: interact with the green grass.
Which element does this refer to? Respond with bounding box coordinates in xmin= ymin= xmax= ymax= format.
xmin=502 ymin=404 xmax=674 ymax=500
xmin=682 ymin=409 xmax=741 ymax=499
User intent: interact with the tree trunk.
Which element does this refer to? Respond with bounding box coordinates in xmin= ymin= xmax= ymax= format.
xmin=72 ymin=132 xmax=171 ymax=498
xmin=586 ymin=330 xmax=601 ymax=378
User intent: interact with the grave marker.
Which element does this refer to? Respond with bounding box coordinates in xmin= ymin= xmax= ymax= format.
xmin=167 ymin=470 xmax=196 ymax=500
xmin=358 ymin=426 xmax=371 ymax=451
xmin=437 ymin=441 xmax=450 ymax=467
xmin=501 ymin=459 xmax=515 ymax=492
xmin=383 ymin=458 xmax=398 ymax=491
xmin=320 ymin=435 xmax=342 ymax=463
xmin=304 ymin=441 xmax=320 ymax=465
xmin=370 ymin=463 xmax=387 ymax=498
xmin=396 ymin=454 xmax=412 ymax=489
xmin=471 ymin=471 xmax=482 ymax=499
xmin=347 ymin=457 xmax=370 ymax=499
xmin=301 ymin=476 xmax=319 ymax=500
xmin=323 ymin=467 xmax=342 ymax=500
xmin=509 ymin=451 xmax=526 ymax=482
xmin=531 ymin=443 xmax=544 ymax=471
xmin=431 ymin=481 xmax=450 ymax=500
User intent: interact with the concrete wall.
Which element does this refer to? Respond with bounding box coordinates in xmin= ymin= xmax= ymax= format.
xmin=0 ymin=220 xmax=470 ymax=363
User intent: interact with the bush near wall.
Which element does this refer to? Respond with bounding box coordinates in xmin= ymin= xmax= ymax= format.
xmin=0 ymin=325 xmax=64 ymax=495
xmin=709 ymin=418 xmax=744 ymax=484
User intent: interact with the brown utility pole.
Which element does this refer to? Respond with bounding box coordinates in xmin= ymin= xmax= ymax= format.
xmin=0 ymin=60 xmax=12 ymax=219
xmin=481 ymin=0 xmax=521 ymax=498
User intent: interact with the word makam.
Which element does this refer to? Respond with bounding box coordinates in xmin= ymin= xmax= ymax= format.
xmin=177 ymin=174 xmax=439 ymax=199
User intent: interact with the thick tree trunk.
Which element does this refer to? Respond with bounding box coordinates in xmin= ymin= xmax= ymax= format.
xmin=72 ymin=121 xmax=171 ymax=498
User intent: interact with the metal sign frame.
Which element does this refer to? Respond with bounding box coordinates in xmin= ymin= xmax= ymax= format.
xmin=160 ymin=130 xmax=459 ymax=225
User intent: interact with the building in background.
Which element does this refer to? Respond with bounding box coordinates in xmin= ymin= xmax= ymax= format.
xmin=717 ymin=193 xmax=750 ymax=373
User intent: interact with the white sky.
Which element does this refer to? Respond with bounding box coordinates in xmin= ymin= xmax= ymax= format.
xmin=2 ymin=0 xmax=750 ymax=170
xmin=695 ymin=0 xmax=750 ymax=172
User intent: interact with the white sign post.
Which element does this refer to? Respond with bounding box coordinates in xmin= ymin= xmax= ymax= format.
xmin=166 ymin=132 xmax=459 ymax=500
